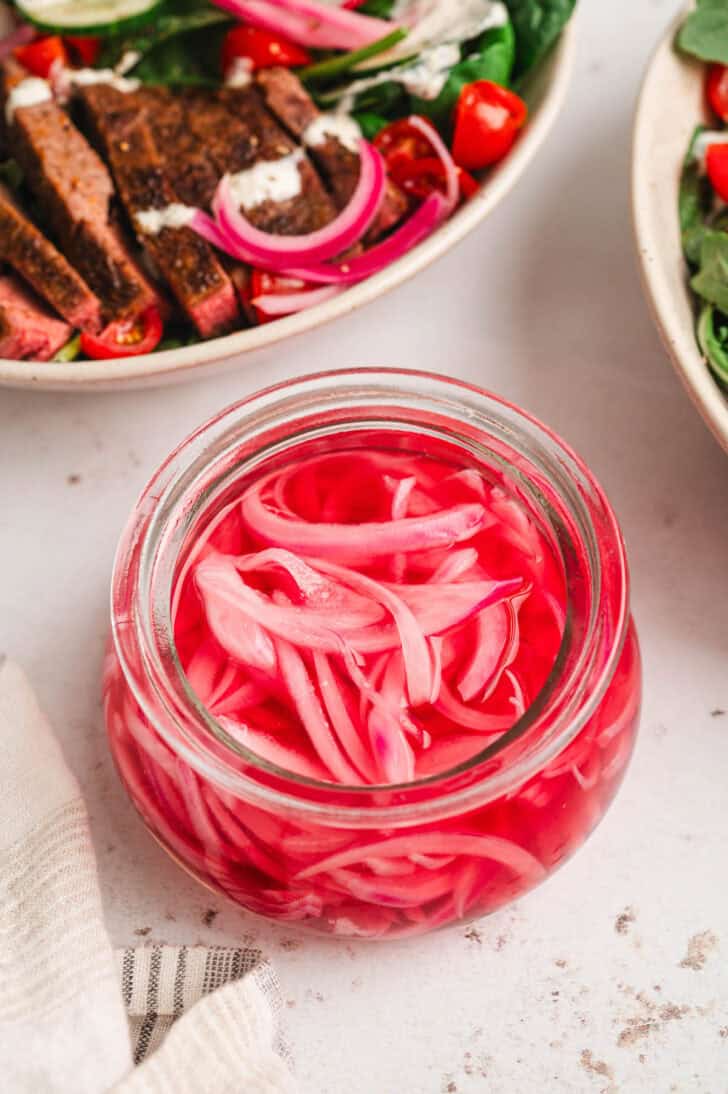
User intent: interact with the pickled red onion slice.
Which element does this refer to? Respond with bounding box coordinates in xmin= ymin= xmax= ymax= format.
xmin=295 ymin=832 xmax=546 ymax=882
xmin=173 ymin=446 xmax=566 ymax=788
xmin=241 ymin=481 xmax=488 ymax=562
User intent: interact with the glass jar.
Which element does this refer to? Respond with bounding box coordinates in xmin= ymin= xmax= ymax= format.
xmin=104 ymin=369 xmax=641 ymax=940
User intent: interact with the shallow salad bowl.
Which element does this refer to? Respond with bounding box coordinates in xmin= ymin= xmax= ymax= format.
xmin=633 ymin=8 xmax=728 ymax=454
xmin=0 ymin=6 xmax=575 ymax=392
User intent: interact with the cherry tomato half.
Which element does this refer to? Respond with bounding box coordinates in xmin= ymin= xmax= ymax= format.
xmin=80 ymin=308 xmax=163 ymax=360
xmin=387 ymin=155 xmax=479 ymax=203
xmin=452 ymin=81 xmax=528 ymax=172
xmin=707 ymin=143 xmax=728 ymax=204
xmin=374 ymin=118 xmax=477 ymax=204
xmin=707 ymin=65 xmax=728 ymax=123
xmin=374 ymin=118 xmax=437 ymax=164
xmin=221 ymin=26 xmax=311 ymax=76
xmin=14 ymin=36 xmax=68 ymax=79
xmin=65 ymin=36 xmax=102 ymax=67
xmin=237 ymin=270 xmax=310 ymax=325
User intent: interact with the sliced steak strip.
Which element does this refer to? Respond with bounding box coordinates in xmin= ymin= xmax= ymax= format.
xmin=133 ymin=87 xmax=221 ymax=209
xmin=255 ymin=67 xmax=407 ymax=238
xmin=185 ymin=86 xmax=337 ymax=235
xmin=77 ymin=83 xmax=239 ymax=339
xmin=0 ymin=182 xmax=102 ymax=332
xmin=1 ymin=60 xmax=162 ymax=323
xmin=0 ymin=271 xmax=71 ymax=360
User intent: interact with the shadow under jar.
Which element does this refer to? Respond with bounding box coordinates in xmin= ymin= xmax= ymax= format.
xmin=104 ymin=369 xmax=641 ymax=940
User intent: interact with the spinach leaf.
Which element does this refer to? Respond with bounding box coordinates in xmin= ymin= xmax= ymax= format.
xmin=353 ymin=111 xmax=390 ymax=139
xmin=691 ymin=229 xmax=728 ymax=313
xmin=504 ymin=0 xmax=577 ymax=79
xmin=132 ymin=22 xmax=231 ymax=85
xmin=331 ymin=77 xmax=410 ymax=121
xmin=100 ymin=0 xmax=231 ymax=83
xmin=412 ymin=22 xmax=516 ymax=134
xmin=697 ymin=303 xmax=728 ymax=385
xmin=680 ymin=127 xmax=713 ymax=265
xmin=677 ymin=0 xmax=728 ymax=66
xmin=358 ymin=0 xmax=397 ymax=15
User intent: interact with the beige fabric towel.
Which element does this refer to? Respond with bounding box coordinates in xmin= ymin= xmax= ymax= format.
xmin=0 ymin=659 xmax=297 ymax=1094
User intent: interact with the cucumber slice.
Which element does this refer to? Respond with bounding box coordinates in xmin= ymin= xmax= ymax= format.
xmin=14 ymin=0 xmax=165 ymax=36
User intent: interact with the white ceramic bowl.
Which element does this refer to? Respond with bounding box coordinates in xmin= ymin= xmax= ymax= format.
xmin=0 ymin=8 xmax=575 ymax=391
xmin=633 ymin=7 xmax=728 ymax=454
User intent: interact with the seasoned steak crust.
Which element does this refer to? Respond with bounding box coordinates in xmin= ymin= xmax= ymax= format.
xmin=77 ymin=83 xmax=239 ymax=338
xmin=1 ymin=60 xmax=162 ymax=322
xmin=255 ymin=67 xmax=408 ymax=238
xmin=186 ymin=86 xmax=337 ymax=235
xmin=132 ymin=87 xmax=221 ymax=209
xmin=0 ymin=182 xmax=102 ymax=332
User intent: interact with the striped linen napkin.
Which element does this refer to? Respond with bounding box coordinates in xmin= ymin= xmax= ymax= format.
xmin=0 ymin=659 xmax=297 ymax=1094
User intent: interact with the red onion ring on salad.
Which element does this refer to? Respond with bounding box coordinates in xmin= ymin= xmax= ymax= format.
xmin=277 ymin=191 xmax=450 ymax=284
xmin=210 ymin=0 xmax=395 ymax=51
xmin=250 ymin=284 xmax=345 ymax=315
xmin=192 ymin=138 xmax=385 ymax=268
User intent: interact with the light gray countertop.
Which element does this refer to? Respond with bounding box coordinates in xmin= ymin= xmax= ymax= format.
xmin=2 ymin=1 xmax=727 ymax=1090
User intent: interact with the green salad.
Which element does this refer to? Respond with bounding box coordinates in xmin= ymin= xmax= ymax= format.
xmin=678 ymin=0 xmax=728 ymax=388
xmin=0 ymin=0 xmax=576 ymax=362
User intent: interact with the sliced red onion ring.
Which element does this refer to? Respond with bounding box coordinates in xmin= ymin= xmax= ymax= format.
xmin=296 ymin=832 xmax=546 ymax=882
xmin=209 ymin=139 xmax=385 ymax=267
xmin=210 ymin=0 xmax=395 ymax=50
xmin=408 ymin=114 xmax=460 ymax=213
xmin=252 ymin=285 xmax=344 ymax=316
xmin=313 ymin=651 xmax=378 ymax=782
xmin=274 ymin=636 xmax=361 ymax=784
xmin=280 ymin=192 xmax=449 ymax=284
xmin=240 ymin=481 xmax=487 ymax=562
xmin=269 ymin=0 xmax=395 ymax=38
xmin=313 ymin=559 xmax=433 ymax=707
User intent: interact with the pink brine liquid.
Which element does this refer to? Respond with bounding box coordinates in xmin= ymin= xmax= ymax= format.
xmin=105 ymin=435 xmax=640 ymax=938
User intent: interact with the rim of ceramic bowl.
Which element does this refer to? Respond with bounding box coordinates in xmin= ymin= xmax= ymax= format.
xmin=632 ymin=6 xmax=728 ymax=454
xmin=0 ymin=20 xmax=576 ymax=391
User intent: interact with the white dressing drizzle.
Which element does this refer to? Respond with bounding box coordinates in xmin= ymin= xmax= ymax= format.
xmin=115 ymin=51 xmax=142 ymax=76
xmin=336 ymin=43 xmax=460 ymax=112
xmin=333 ymin=0 xmax=508 ymax=110
xmin=5 ymin=78 xmax=52 ymax=125
xmin=68 ymin=68 xmax=140 ymax=93
xmin=303 ymin=113 xmax=361 ymax=154
xmin=225 ymin=57 xmax=253 ymax=88
xmin=228 ymin=149 xmax=305 ymax=209
xmin=135 ymin=203 xmax=197 ymax=235
xmin=391 ymin=0 xmax=509 ymax=54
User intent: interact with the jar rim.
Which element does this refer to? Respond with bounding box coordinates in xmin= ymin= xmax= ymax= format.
xmin=110 ymin=368 xmax=630 ymax=826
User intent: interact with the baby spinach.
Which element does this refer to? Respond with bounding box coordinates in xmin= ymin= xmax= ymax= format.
xmin=412 ymin=22 xmax=516 ymax=134
xmin=353 ymin=111 xmax=390 ymax=139
xmin=698 ymin=304 xmax=728 ymax=385
xmin=690 ymin=229 xmax=728 ymax=314
xmin=504 ymin=0 xmax=577 ymax=79
xmin=358 ymin=0 xmax=397 ymax=15
xmin=677 ymin=0 xmax=728 ymax=66
xmin=100 ymin=0 xmax=231 ymax=83
xmin=680 ymin=128 xmax=714 ymax=265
